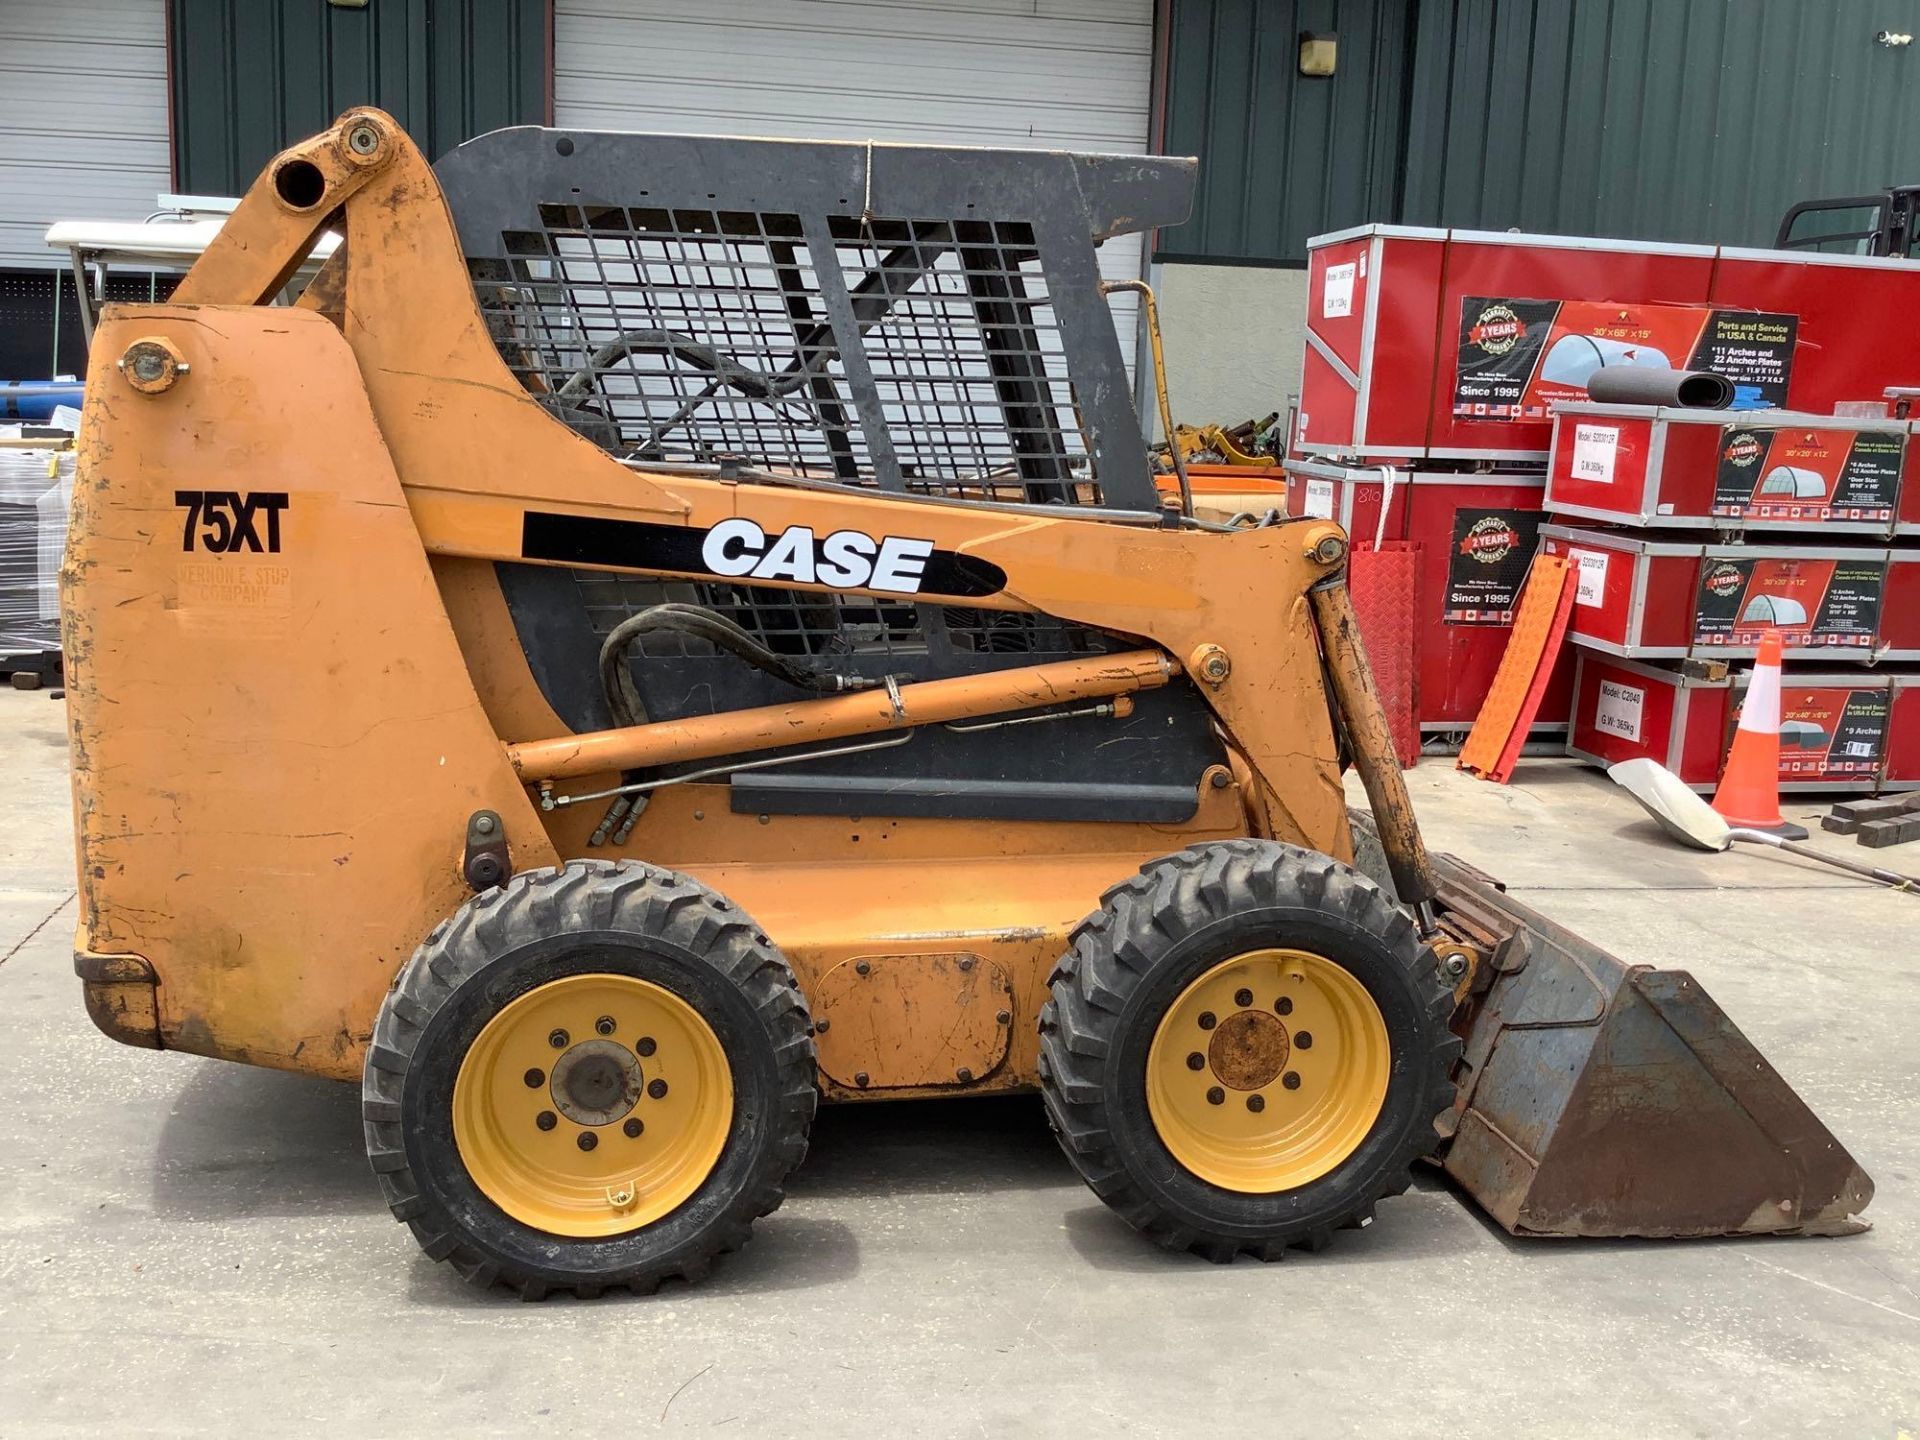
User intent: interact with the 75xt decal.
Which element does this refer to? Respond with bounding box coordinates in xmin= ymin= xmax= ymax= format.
xmin=176 ymin=490 xmax=289 ymax=554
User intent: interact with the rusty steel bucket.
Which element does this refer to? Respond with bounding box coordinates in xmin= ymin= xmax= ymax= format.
xmin=1429 ymin=849 xmax=1873 ymax=1238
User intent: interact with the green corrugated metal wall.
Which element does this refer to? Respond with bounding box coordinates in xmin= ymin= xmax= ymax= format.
xmin=1160 ymin=0 xmax=1920 ymax=264
xmin=169 ymin=0 xmax=550 ymax=195
xmin=1159 ymin=0 xmax=1412 ymax=263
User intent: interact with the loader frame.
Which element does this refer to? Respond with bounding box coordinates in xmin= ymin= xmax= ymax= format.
xmin=65 ymin=111 xmax=1872 ymax=1241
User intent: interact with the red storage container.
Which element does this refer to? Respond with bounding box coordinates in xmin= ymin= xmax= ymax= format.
xmin=1299 ymin=227 xmax=1920 ymax=466
xmin=1297 ymin=225 xmax=1447 ymax=461
xmin=1709 ymin=248 xmax=1920 ymax=419
xmin=1284 ymin=460 xmax=1572 ymax=730
xmin=1888 ymin=676 xmax=1920 ymax=791
xmin=1566 ymin=650 xmax=1893 ymax=793
xmin=1545 ymin=404 xmax=1913 ymax=538
xmin=1540 ymin=526 xmax=1914 ymax=661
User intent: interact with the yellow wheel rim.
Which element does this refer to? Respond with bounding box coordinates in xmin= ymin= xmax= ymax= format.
xmin=1146 ymin=949 xmax=1390 ymax=1193
xmin=452 ymin=974 xmax=733 ymax=1237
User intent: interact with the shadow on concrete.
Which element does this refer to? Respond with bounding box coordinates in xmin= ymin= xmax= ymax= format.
xmin=150 ymin=1061 xmax=379 ymax=1222
xmin=149 ymin=1065 xmax=1073 ymax=1223
xmin=788 ymin=1093 xmax=1077 ymax=1202
xmin=403 ymin=1214 xmax=864 ymax=1307
xmin=1061 ymin=1168 xmax=1468 ymax=1273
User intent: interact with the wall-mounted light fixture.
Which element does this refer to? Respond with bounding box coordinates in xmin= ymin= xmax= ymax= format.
xmin=1299 ymin=32 xmax=1337 ymax=76
xmin=1876 ymin=28 xmax=1913 ymax=46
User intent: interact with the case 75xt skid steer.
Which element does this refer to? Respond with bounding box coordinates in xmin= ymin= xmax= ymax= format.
xmin=63 ymin=112 xmax=1871 ymax=1296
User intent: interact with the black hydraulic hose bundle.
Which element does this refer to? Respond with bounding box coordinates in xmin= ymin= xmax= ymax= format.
xmin=588 ymin=603 xmax=881 ymax=844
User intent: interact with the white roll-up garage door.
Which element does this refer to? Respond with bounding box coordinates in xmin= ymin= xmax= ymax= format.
xmin=0 ymin=0 xmax=170 ymax=268
xmin=552 ymin=0 xmax=1155 ymax=363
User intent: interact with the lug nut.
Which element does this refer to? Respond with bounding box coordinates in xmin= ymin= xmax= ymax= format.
xmin=577 ymin=1131 xmax=598 ymax=1152
xmin=1206 ymin=1086 xmax=1225 ymax=1106
xmin=635 ymin=1036 xmax=657 ymax=1057
xmin=1442 ymin=952 xmax=1470 ymax=980
xmin=522 ymin=1067 xmax=545 ymax=1089
xmin=595 ymin=1015 xmax=616 ymax=1036
xmin=548 ymin=1028 xmax=569 ymax=1049
xmin=647 ymin=1079 xmax=668 ymax=1099
xmin=536 ymin=1110 xmax=558 ymax=1131
xmin=1275 ymin=997 xmax=1293 ymax=1016
xmin=1282 ymin=1072 xmax=1301 ymax=1090
xmin=1186 ymin=1051 xmax=1205 ymax=1071
xmin=1247 ymin=1094 xmax=1266 ymax=1113
xmin=1295 ymin=1031 xmax=1313 ymax=1050
xmin=623 ymin=1118 xmax=644 ymax=1138
xmin=1198 ymin=1011 xmax=1217 ymax=1030
xmin=1234 ymin=988 xmax=1253 ymax=1008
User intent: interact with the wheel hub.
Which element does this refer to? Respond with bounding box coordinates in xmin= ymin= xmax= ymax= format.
xmin=451 ymin=973 xmax=733 ymax=1237
xmin=1145 ymin=947 xmax=1391 ymax=1194
xmin=550 ymin=1039 xmax=644 ymax=1126
xmin=1207 ymin=1010 xmax=1290 ymax=1090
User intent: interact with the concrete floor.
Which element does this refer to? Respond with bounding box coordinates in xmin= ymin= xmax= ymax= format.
xmin=0 ymin=684 xmax=1915 ymax=1438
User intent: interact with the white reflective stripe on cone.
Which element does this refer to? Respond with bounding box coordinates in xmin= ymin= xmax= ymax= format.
xmin=1738 ymin=644 xmax=1784 ymax=736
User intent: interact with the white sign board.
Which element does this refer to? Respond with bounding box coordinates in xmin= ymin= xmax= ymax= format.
xmin=1595 ymin=678 xmax=1645 ymax=742
xmin=1570 ymin=548 xmax=1609 ymax=608
xmin=1322 ymin=262 xmax=1356 ymax=318
xmin=1571 ymin=424 xmax=1619 ymax=484
xmin=1303 ymin=479 xmax=1336 ymax=519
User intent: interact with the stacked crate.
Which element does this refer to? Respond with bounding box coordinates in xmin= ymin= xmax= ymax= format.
xmin=1281 ymin=224 xmax=1920 ymax=789
xmin=1542 ymin=408 xmax=1920 ymax=792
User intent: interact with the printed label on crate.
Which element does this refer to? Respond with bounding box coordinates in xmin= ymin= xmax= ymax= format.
xmin=1569 ymin=548 xmax=1609 ymax=607
xmin=1693 ymin=556 xmax=1885 ymax=649
xmin=1453 ymin=298 xmax=1797 ymax=420
xmin=1443 ymin=509 xmax=1543 ymax=625
xmin=1594 ymin=677 xmax=1645 ymax=742
xmin=1570 ymin=423 xmax=1619 ymax=483
xmin=1739 ymin=685 xmax=1890 ymax=780
xmin=1303 ymin=478 xmax=1336 ymax=518
xmin=1322 ymin=262 xmax=1356 ymax=318
xmin=1712 ymin=427 xmax=1903 ymax=523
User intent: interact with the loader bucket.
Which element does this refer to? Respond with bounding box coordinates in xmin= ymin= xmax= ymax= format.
xmin=1431 ymin=851 xmax=1872 ymax=1238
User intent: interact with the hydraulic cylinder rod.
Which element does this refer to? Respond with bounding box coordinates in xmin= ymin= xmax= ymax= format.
xmin=1308 ymin=569 xmax=1440 ymax=916
xmin=508 ymin=649 xmax=1177 ymax=784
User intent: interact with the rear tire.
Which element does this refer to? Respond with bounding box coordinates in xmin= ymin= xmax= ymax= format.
xmin=363 ymin=860 xmax=816 ymax=1298
xmin=1038 ymin=839 xmax=1456 ymax=1262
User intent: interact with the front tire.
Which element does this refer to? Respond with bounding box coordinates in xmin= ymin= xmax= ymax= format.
xmin=362 ymin=860 xmax=816 ymax=1298
xmin=1038 ymin=840 xmax=1456 ymax=1261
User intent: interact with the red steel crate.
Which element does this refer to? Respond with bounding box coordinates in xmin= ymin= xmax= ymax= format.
xmin=1709 ymin=248 xmax=1920 ymax=420
xmin=1888 ymin=676 xmax=1920 ymax=791
xmin=1545 ymin=404 xmax=1913 ymax=538
xmin=1300 ymin=226 xmax=1920 ymax=465
xmin=1297 ymin=225 xmax=1446 ymax=462
xmin=1285 ymin=460 xmax=1572 ymax=729
xmin=1540 ymin=526 xmax=1915 ymax=661
xmin=1566 ymin=649 xmax=1892 ymax=793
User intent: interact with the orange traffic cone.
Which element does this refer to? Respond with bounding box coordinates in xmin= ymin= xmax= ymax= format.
xmin=1712 ymin=629 xmax=1809 ymax=840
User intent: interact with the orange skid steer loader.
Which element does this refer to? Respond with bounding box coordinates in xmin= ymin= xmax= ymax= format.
xmin=63 ymin=112 xmax=1870 ymax=1297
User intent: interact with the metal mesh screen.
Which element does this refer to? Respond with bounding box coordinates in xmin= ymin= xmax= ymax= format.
xmin=477 ymin=206 xmax=1097 ymax=504
xmin=570 ymin=571 xmax=1112 ymax=664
